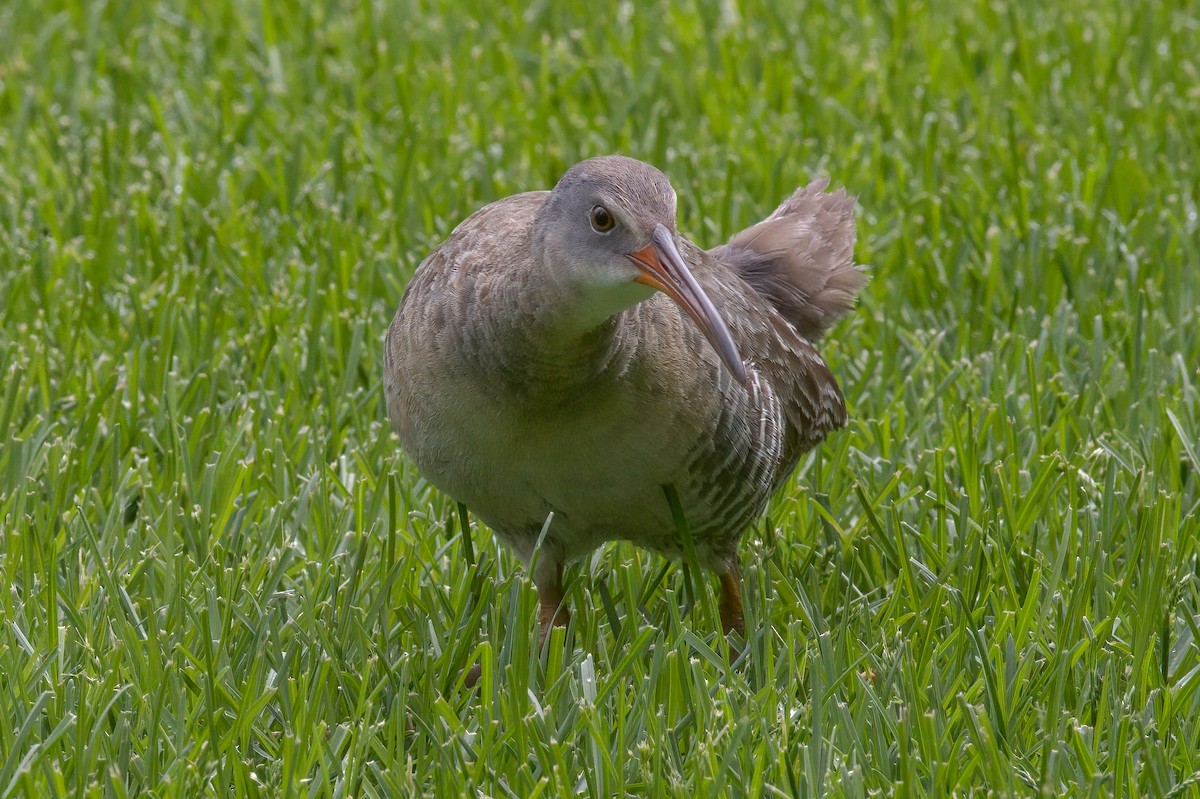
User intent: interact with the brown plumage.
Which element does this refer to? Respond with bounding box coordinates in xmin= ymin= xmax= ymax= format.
xmin=383 ymin=155 xmax=864 ymax=649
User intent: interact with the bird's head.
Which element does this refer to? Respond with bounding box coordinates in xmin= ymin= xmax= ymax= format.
xmin=533 ymin=156 xmax=747 ymax=384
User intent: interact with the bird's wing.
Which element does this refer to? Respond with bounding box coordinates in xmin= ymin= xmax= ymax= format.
xmin=686 ymin=246 xmax=851 ymax=466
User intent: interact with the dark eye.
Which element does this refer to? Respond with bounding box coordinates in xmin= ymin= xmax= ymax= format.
xmin=590 ymin=205 xmax=615 ymax=233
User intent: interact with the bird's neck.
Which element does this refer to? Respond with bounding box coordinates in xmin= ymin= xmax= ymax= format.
xmin=475 ymin=246 xmax=657 ymax=402
xmin=517 ymin=306 xmax=631 ymax=391
xmin=483 ymin=283 xmax=644 ymax=404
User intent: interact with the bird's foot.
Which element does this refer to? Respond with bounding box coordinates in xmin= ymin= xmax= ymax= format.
xmin=464 ymin=662 xmax=483 ymax=688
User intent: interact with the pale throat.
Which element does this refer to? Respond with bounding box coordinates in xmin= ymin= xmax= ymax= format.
xmin=567 ymin=279 xmax=657 ymax=332
xmin=534 ymin=258 xmax=656 ymax=341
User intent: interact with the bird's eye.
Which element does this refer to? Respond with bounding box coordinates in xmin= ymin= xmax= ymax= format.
xmin=590 ymin=205 xmax=615 ymax=233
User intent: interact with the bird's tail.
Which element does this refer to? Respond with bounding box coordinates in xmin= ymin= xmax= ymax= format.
xmin=713 ymin=179 xmax=866 ymax=341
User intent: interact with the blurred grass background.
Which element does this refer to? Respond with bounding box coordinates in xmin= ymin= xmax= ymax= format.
xmin=1 ymin=0 xmax=1198 ymax=795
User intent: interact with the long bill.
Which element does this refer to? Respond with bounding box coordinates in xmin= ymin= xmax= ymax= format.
xmin=627 ymin=224 xmax=749 ymax=386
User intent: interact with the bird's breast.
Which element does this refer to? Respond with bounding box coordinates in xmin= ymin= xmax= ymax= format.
xmin=387 ymin=292 xmax=789 ymax=566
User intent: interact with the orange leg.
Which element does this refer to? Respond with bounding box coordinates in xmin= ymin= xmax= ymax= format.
xmin=465 ymin=556 xmax=568 ymax=690
xmin=464 ymin=561 xmax=569 ymax=690
xmin=718 ymin=565 xmax=745 ymax=638
xmin=535 ymin=558 xmax=570 ymax=646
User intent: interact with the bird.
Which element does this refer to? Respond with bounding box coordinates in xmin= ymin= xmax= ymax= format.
xmin=384 ymin=155 xmax=864 ymax=651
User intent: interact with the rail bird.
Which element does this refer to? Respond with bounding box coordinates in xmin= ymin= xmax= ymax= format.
xmin=384 ymin=155 xmax=863 ymax=650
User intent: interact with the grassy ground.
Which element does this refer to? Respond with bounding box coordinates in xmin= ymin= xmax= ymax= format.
xmin=2 ymin=0 xmax=1198 ymax=796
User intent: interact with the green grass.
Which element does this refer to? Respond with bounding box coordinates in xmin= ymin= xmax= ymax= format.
xmin=2 ymin=0 xmax=1198 ymax=795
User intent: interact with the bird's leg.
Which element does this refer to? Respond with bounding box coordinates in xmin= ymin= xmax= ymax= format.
xmin=718 ymin=564 xmax=745 ymax=639
xmin=534 ymin=557 xmax=570 ymax=646
xmin=463 ymin=557 xmax=569 ymax=690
